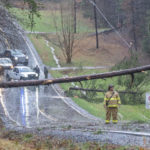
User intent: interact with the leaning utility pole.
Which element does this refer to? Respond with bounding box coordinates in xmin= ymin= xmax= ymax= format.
xmin=93 ymin=0 xmax=99 ymax=49
xmin=74 ymin=0 xmax=77 ymax=33
xmin=1 ymin=64 xmax=150 ymax=88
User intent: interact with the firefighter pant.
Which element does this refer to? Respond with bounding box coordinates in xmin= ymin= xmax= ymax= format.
xmin=105 ymin=107 xmax=118 ymax=123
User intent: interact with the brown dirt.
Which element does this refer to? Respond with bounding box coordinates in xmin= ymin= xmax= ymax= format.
xmin=73 ymin=32 xmax=130 ymax=67
xmin=45 ymin=31 xmax=130 ymax=67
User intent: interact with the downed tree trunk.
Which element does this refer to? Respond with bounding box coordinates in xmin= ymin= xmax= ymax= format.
xmin=0 ymin=64 xmax=150 ymax=88
xmin=69 ymin=87 xmax=139 ymax=94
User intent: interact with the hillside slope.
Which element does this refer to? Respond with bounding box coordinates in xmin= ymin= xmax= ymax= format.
xmin=0 ymin=6 xmax=27 ymax=53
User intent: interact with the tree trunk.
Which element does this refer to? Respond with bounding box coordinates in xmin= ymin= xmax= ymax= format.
xmin=0 ymin=64 xmax=150 ymax=88
xmin=66 ymin=56 xmax=72 ymax=64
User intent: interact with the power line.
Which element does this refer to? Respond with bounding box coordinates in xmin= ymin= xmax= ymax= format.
xmin=87 ymin=0 xmax=130 ymax=48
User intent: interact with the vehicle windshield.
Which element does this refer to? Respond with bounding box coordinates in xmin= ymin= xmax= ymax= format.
xmin=0 ymin=58 xmax=12 ymax=64
xmin=11 ymin=50 xmax=23 ymax=56
xmin=18 ymin=67 xmax=33 ymax=72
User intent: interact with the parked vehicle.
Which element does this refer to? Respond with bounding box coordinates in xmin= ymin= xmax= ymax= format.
xmin=0 ymin=58 xmax=13 ymax=70
xmin=1 ymin=49 xmax=28 ymax=66
xmin=6 ymin=66 xmax=38 ymax=81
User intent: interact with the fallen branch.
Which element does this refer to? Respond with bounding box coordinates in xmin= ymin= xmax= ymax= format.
xmin=0 ymin=64 xmax=150 ymax=88
xmin=69 ymin=87 xmax=139 ymax=94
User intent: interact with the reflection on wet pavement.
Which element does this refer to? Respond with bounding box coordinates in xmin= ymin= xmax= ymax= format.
xmin=1 ymin=85 xmax=93 ymax=128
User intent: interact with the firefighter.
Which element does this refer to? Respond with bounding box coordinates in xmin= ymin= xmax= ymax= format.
xmin=104 ymin=85 xmax=121 ymax=124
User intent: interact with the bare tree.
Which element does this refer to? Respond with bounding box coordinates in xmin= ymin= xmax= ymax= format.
xmin=53 ymin=1 xmax=75 ymax=64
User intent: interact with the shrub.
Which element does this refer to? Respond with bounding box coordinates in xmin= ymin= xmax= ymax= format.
xmin=113 ymin=54 xmax=150 ymax=104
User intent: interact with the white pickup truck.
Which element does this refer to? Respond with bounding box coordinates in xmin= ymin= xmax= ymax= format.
xmin=6 ymin=66 xmax=38 ymax=81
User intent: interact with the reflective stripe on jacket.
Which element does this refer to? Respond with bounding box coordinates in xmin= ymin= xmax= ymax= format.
xmin=104 ymin=91 xmax=121 ymax=107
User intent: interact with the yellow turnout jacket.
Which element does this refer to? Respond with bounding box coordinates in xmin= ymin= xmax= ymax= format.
xmin=104 ymin=91 xmax=121 ymax=107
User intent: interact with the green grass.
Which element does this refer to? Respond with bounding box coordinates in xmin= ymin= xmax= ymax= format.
xmin=28 ymin=26 xmax=150 ymax=122
xmin=50 ymin=70 xmax=150 ymax=122
xmin=73 ymin=97 xmax=150 ymax=122
xmin=9 ymin=8 xmax=103 ymax=33
xmin=29 ymin=34 xmax=57 ymax=67
xmin=73 ymin=97 xmax=106 ymax=119
xmin=9 ymin=8 xmax=60 ymax=32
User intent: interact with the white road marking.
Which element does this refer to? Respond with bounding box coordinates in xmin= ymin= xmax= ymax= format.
xmin=22 ymin=32 xmax=98 ymax=121
xmin=53 ymin=86 xmax=98 ymax=120
xmin=24 ymin=87 xmax=30 ymax=128
xmin=21 ymin=88 xmax=25 ymax=116
xmin=20 ymin=33 xmax=58 ymax=122
xmin=39 ymin=109 xmax=57 ymax=121
xmin=35 ymin=87 xmax=39 ymax=123
xmin=21 ymin=33 xmax=39 ymax=66
xmin=35 ymin=87 xmax=57 ymax=122
xmin=0 ymin=89 xmax=21 ymax=126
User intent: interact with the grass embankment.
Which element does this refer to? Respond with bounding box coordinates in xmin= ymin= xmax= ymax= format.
xmin=72 ymin=98 xmax=150 ymax=122
xmin=29 ymin=34 xmax=101 ymax=67
xmin=9 ymin=8 xmax=102 ymax=33
xmin=29 ymin=35 xmax=150 ymax=122
xmin=29 ymin=35 xmax=57 ymax=67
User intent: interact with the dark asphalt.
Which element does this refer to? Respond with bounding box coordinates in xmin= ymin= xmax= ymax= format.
xmin=2 ymin=86 xmax=95 ymax=128
xmin=0 ymin=30 xmax=99 ymax=129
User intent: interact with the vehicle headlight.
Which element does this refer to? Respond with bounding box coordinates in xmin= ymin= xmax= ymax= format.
xmin=35 ymin=74 xmax=38 ymax=77
xmin=14 ymin=57 xmax=18 ymax=60
xmin=26 ymin=56 xmax=28 ymax=59
xmin=22 ymin=74 xmax=28 ymax=77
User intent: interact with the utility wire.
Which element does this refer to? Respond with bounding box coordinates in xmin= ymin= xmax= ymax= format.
xmin=88 ymin=0 xmax=130 ymax=48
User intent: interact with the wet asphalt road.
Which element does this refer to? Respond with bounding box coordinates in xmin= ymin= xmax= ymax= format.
xmin=1 ymin=32 xmax=150 ymax=148
xmin=2 ymin=85 xmax=95 ymax=128
xmin=0 ymin=31 xmax=98 ymax=129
